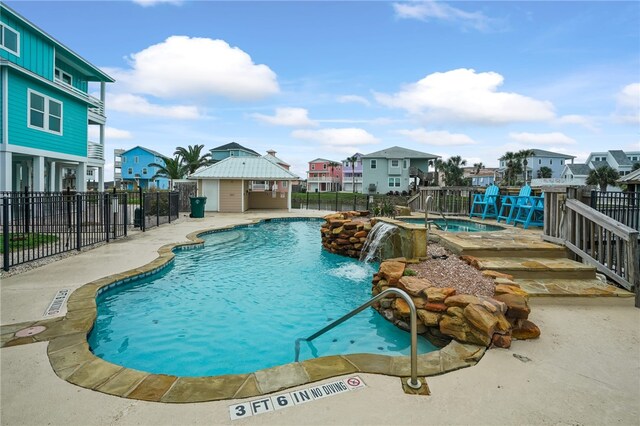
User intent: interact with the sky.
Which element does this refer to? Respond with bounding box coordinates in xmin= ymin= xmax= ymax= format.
xmin=8 ymin=0 xmax=640 ymax=180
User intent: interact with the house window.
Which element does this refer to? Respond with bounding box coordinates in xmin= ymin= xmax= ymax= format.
xmin=391 ymin=160 xmax=399 ymax=167
xmin=0 ymin=24 xmax=19 ymax=56
xmin=550 ymin=159 xmax=553 ymax=165
xmin=323 ymin=164 xmax=327 ymax=170
xmin=28 ymin=90 xmax=62 ymax=135
xmin=561 ymin=160 xmax=564 ymax=165
xmin=403 ymin=160 xmax=408 ymax=169
xmin=142 ymin=168 xmax=148 ymax=175
xmin=54 ymin=68 xmax=73 ymax=86
xmin=283 ymin=181 xmax=288 ymax=188
xmin=122 ymin=157 xmax=127 ymax=163
xmin=311 ymin=164 xmax=315 ymax=170
xmin=134 ymin=156 xmax=139 ymax=164
xmin=371 ymin=160 xmax=377 ymax=169
xmin=388 ymin=177 xmax=401 ymax=187
xmin=127 ymin=167 xmax=133 ymax=174
xmin=538 ymin=159 xmax=542 ymax=165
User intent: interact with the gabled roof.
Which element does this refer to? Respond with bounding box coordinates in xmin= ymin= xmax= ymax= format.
xmin=189 ymin=157 xmax=299 ymax=180
xmin=618 ymin=168 xmax=640 ymax=183
xmin=530 ymin=149 xmax=576 ymax=159
xmin=362 ymin=146 xmax=439 ymax=159
xmin=210 ymin=142 xmax=259 ymax=156
xmin=263 ymin=153 xmax=290 ymax=167
xmin=565 ymin=163 xmax=591 ymax=176
xmin=121 ymin=146 xmax=168 ymax=159
xmin=1 ymin=4 xmax=114 ymax=82
xmin=591 ymin=160 xmax=609 ymax=169
xmin=609 ymin=150 xmax=632 ymax=166
xmin=309 ymin=158 xmax=338 ymax=163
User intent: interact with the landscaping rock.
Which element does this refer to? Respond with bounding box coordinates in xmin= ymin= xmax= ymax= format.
xmin=393 ymin=298 xmax=411 ymax=317
xmin=494 ymin=294 xmax=531 ymax=320
xmin=417 ymin=309 xmax=441 ymax=327
xmin=397 ymin=276 xmax=432 ymax=296
xmin=495 ymin=284 xmax=529 ymax=298
xmin=482 ymin=270 xmax=514 ymax=280
xmin=512 ymin=320 xmax=541 ymax=340
xmin=424 ymin=287 xmax=456 ymax=302
xmin=463 ymin=304 xmax=498 ymax=336
xmin=379 ymin=261 xmax=405 ymax=285
xmin=491 ymin=333 xmax=512 ymax=348
xmin=424 ymin=302 xmax=448 ymax=312
xmin=444 ymin=294 xmax=482 ymax=308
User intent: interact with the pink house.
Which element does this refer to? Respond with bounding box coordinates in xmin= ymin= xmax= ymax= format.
xmin=306 ymin=158 xmax=343 ymax=192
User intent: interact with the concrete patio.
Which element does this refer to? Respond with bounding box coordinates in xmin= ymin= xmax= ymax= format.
xmin=1 ymin=211 xmax=639 ymax=425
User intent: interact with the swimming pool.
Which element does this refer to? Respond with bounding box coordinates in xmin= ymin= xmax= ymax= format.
xmin=400 ymin=218 xmax=504 ymax=232
xmin=89 ymin=219 xmax=435 ymax=377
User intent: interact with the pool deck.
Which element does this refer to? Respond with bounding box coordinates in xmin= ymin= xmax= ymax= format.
xmin=1 ymin=211 xmax=639 ymax=425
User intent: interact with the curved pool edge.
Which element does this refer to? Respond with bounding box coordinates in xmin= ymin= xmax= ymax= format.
xmin=31 ymin=217 xmax=484 ymax=403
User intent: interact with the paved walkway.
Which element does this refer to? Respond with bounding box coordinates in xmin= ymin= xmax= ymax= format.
xmin=1 ymin=211 xmax=639 ymax=424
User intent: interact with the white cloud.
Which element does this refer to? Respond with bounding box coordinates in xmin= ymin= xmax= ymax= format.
xmin=555 ymin=114 xmax=598 ymax=131
xmin=375 ymin=69 xmax=555 ymax=124
xmin=509 ymin=132 xmax=577 ymax=145
xmin=291 ymin=128 xmax=379 ymax=154
xmin=88 ymin=126 xmax=133 ymax=140
xmin=113 ymin=36 xmax=279 ymax=101
xmin=251 ymin=108 xmax=318 ymax=127
xmin=132 ymin=0 xmax=182 ymax=6
xmin=108 ymin=93 xmax=201 ymax=119
xmin=614 ymin=83 xmax=640 ymax=124
xmin=396 ymin=129 xmax=477 ymax=146
xmin=393 ymin=1 xmax=498 ymax=32
xmin=337 ymin=95 xmax=371 ymax=106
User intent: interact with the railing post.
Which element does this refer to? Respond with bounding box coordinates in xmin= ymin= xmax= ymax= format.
xmin=306 ymin=191 xmax=309 ymax=210
xmin=3 ymin=198 xmax=10 ymax=271
xmin=317 ymin=191 xmax=320 ymax=210
xmin=627 ymin=233 xmax=639 ymax=308
xmin=156 ymin=192 xmax=160 ymax=228
xmin=123 ymin=192 xmax=128 ymax=237
xmin=76 ymin=193 xmax=82 ymax=251
xmin=139 ymin=186 xmax=145 ymax=232
xmin=24 ymin=186 xmax=30 ymax=234
xmin=104 ymin=192 xmax=110 ymax=243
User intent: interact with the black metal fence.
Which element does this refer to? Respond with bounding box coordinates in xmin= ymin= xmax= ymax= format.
xmin=590 ymin=191 xmax=640 ymax=232
xmin=291 ymin=192 xmax=410 ymax=212
xmin=1 ymin=188 xmax=179 ymax=271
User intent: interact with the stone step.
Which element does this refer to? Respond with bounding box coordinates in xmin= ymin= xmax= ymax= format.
xmin=475 ymin=257 xmax=597 ymax=280
xmin=452 ymin=246 xmax=569 ymax=259
xmin=513 ymin=278 xmax=633 ymax=298
xmin=437 ymin=234 xmax=569 ymax=259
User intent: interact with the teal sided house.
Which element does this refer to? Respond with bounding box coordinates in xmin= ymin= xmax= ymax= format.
xmin=210 ymin=142 xmax=260 ymax=162
xmin=361 ymin=146 xmax=439 ymax=194
xmin=120 ymin=146 xmax=170 ymax=190
xmin=0 ymin=3 xmax=113 ymax=192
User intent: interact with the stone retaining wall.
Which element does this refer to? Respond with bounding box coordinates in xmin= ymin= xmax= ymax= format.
xmin=372 ymin=259 xmax=540 ymax=349
xmin=321 ymin=211 xmax=372 ymax=258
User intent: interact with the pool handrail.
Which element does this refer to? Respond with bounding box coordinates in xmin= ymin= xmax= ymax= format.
xmin=294 ymin=287 xmax=424 ymax=389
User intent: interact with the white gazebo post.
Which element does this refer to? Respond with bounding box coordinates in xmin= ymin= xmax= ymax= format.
xmin=287 ymin=181 xmax=292 ymax=211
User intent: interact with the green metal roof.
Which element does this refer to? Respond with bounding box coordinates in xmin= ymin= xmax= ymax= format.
xmin=190 ymin=157 xmax=299 ymax=180
xmin=362 ymin=146 xmax=439 ymax=159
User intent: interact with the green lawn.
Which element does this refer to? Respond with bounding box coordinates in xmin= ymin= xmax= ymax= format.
xmin=0 ymin=233 xmax=59 ymax=253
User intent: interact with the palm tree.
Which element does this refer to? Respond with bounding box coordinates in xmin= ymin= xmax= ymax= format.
xmin=499 ymin=152 xmax=518 ymax=185
xmin=345 ymin=155 xmax=359 ymax=193
xmin=516 ymin=149 xmax=535 ymax=183
xmin=586 ymin=165 xmax=620 ymax=192
xmin=439 ymin=156 xmax=467 ymax=186
xmin=632 ymin=162 xmax=640 ymax=171
xmin=327 ymin=161 xmax=341 ymax=192
xmin=174 ymin=144 xmax=212 ymax=175
xmin=473 ymin=162 xmax=485 ymax=174
xmin=537 ymin=166 xmax=552 ymax=178
xmin=149 ymin=156 xmax=188 ymax=189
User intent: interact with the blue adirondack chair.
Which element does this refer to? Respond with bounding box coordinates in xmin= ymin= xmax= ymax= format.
xmin=469 ymin=184 xmax=500 ymax=220
xmin=512 ymin=193 xmax=544 ymax=229
xmin=497 ymin=185 xmax=532 ymax=224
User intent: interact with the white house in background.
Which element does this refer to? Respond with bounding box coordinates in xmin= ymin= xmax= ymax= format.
xmin=498 ymin=149 xmax=576 ymax=181
xmin=584 ymin=150 xmax=640 ymax=177
xmin=189 ymin=156 xmax=299 ymax=213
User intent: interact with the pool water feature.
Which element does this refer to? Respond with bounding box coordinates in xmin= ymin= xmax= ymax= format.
xmin=89 ymin=220 xmax=436 ymax=377
xmin=400 ymin=218 xmax=504 ymax=232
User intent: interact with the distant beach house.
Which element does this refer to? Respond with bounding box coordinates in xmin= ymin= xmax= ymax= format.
xmin=498 ymin=149 xmax=575 ymax=182
xmin=210 ymin=142 xmax=260 ymax=162
xmin=462 ymin=167 xmax=498 ymax=187
xmin=342 ymin=153 xmax=364 ymax=193
xmin=361 ymin=146 xmax=439 ymax=194
xmin=306 ymin=158 xmax=343 ymax=193
xmin=120 ymin=146 xmax=170 ymax=190
xmin=0 ymin=3 xmax=114 ymax=192
xmin=555 ymin=149 xmax=640 ymax=190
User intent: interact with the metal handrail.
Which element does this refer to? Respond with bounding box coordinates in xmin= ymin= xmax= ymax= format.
xmin=295 ymin=288 xmax=423 ymax=389
xmin=424 ymin=195 xmax=434 ymax=243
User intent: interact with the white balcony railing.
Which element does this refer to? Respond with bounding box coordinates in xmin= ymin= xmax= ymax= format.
xmin=307 ymin=176 xmax=339 ymax=182
xmin=87 ymin=141 xmax=104 ymax=160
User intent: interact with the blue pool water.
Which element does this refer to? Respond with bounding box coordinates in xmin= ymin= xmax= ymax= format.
xmin=89 ymin=220 xmax=436 ymax=377
xmin=400 ymin=218 xmax=504 ymax=232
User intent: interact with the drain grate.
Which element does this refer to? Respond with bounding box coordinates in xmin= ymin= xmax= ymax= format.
xmin=44 ymin=289 xmax=70 ymax=317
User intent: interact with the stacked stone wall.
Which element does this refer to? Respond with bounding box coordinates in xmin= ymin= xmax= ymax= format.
xmin=372 ymin=260 xmax=540 ymax=349
xmin=320 ymin=211 xmax=371 ymax=258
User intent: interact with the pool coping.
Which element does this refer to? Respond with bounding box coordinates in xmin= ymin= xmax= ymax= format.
xmin=1 ymin=216 xmax=486 ymax=403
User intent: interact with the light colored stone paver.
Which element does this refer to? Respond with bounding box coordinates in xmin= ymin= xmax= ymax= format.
xmin=254 ymin=363 xmax=311 ymax=394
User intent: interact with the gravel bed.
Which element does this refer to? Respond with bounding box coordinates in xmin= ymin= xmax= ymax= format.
xmin=406 ymin=243 xmax=495 ymax=297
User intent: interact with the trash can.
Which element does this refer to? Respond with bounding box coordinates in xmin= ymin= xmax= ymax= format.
xmin=189 ymin=196 xmax=207 ymax=218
